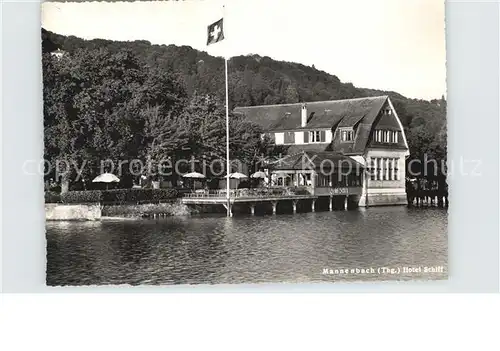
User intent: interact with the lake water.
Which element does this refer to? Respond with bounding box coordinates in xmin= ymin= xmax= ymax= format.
xmin=46 ymin=206 xmax=448 ymax=286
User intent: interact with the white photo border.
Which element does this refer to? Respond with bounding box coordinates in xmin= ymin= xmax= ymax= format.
xmin=1 ymin=0 xmax=498 ymax=293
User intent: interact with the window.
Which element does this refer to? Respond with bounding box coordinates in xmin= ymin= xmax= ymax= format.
xmin=317 ymin=174 xmax=330 ymax=187
xmin=340 ymin=129 xmax=354 ymax=142
xmin=389 ymin=158 xmax=394 ymax=180
xmin=284 ymin=131 xmax=295 ymax=144
xmin=394 ymin=158 xmax=399 ymax=180
xmin=370 ymin=159 xmax=376 ymax=180
xmin=388 ymin=158 xmax=392 ymax=180
xmin=309 ymin=130 xmax=325 ymax=143
xmin=371 ymin=157 xmax=400 ymax=181
xmin=340 ymin=174 xmax=348 ymax=186
xmin=310 ymin=130 xmax=320 ymax=142
xmin=348 ymin=174 xmax=361 ymax=187
xmin=305 ymin=173 xmax=312 ymax=186
xmin=376 ymin=158 xmax=382 ymax=180
xmin=374 ymin=130 xmax=400 ymax=143
xmin=382 ymin=158 xmax=387 ymax=180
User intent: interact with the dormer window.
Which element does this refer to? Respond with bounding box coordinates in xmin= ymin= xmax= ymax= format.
xmin=310 ymin=130 xmax=320 ymax=143
xmin=340 ymin=128 xmax=354 ymax=142
xmin=308 ymin=130 xmax=325 ymax=143
xmin=374 ymin=130 xmax=399 ymax=143
xmin=284 ymin=131 xmax=295 ymax=144
xmin=384 ymin=131 xmax=390 ymax=142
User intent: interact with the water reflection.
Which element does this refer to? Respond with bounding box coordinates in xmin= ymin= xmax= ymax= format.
xmin=46 ymin=207 xmax=447 ymax=286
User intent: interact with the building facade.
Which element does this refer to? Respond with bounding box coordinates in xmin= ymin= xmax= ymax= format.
xmin=234 ymin=96 xmax=409 ymax=206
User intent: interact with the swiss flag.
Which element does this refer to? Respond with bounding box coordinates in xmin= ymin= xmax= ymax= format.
xmin=207 ymin=18 xmax=224 ymax=45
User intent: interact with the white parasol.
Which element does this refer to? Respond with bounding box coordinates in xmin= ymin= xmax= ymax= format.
xmin=224 ymin=172 xmax=248 ymax=179
xmin=92 ymin=173 xmax=120 ymax=190
xmin=182 ymin=172 xmax=206 ymax=179
xmin=250 ymin=171 xmax=267 ymax=178
xmin=182 ymin=172 xmax=206 ymax=190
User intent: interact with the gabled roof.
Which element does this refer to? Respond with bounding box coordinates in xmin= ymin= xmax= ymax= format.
xmin=234 ymin=95 xmax=410 ymax=156
xmin=234 ymin=96 xmax=388 ymax=131
xmin=338 ymin=114 xmax=365 ymax=128
xmin=233 ymin=104 xmax=297 ymax=131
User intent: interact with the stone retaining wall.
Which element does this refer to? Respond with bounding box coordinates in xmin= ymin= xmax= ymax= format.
xmin=45 ymin=203 xmax=101 ymax=221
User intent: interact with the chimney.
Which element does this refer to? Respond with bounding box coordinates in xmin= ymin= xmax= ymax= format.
xmin=301 ymin=103 xmax=307 ymax=127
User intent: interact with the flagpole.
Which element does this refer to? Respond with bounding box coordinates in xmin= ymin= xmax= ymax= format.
xmin=225 ymin=57 xmax=231 ymax=217
xmin=223 ymin=4 xmax=231 ymax=217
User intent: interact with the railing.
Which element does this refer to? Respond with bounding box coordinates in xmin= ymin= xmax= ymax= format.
xmin=183 ymin=187 xmax=313 ymax=199
xmin=101 ymin=199 xmax=176 ymax=206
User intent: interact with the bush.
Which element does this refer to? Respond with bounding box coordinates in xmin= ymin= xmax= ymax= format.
xmin=289 ymin=187 xmax=311 ymax=195
xmin=102 ymin=188 xmax=179 ymax=204
xmin=102 ymin=202 xmax=192 ymax=217
xmin=269 ymin=187 xmax=286 ymax=196
xmin=45 ymin=191 xmax=61 ymax=203
xmin=60 ymin=188 xmax=179 ymax=204
xmin=61 ymin=190 xmax=102 ymax=203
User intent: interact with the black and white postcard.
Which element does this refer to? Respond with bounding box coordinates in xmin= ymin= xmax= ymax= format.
xmin=41 ymin=0 xmax=448 ymax=286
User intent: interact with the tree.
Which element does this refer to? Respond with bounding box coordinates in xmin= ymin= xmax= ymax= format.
xmin=43 ymin=47 xmax=188 ymax=190
xmin=140 ymin=104 xmax=189 ymax=182
xmin=284 ymin=84 xmax=300 ymax=103
xmin=179 ymin=93 xmax=286 ymax=177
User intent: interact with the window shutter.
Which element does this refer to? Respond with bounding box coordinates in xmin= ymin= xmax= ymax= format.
xmin=320 ymin=130 xmax=326 ymax=142
xmin=290 ymin=132 xmax=295 ymax=144
xmin=304 ymin=131 xmax=309 ymax=143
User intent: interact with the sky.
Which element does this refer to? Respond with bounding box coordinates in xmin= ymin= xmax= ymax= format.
xmin=41 ymin=0 xmax=446 ymax=100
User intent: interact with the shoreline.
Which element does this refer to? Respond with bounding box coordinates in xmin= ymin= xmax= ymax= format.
xmin=45 ymin=200 xmax=195 ymax=221
xmin=46 ymin=200 xmax=447 ymax=221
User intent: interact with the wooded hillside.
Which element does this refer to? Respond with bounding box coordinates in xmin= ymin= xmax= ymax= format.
xmin=42 ymin=28 xmax=447 ymax=187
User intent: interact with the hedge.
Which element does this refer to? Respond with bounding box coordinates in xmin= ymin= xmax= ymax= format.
xmin=101 ymin=188 xmax=178 ymax=204
xmin=60 ymin=188 xmax=179 ymax=204
xmin=45 ymin=191 xmax=61 ymax=203
xmin=61 ymin=190 xmax=102 ymax=204
xmin=289 ymin=187 xmax=311 ymax=195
